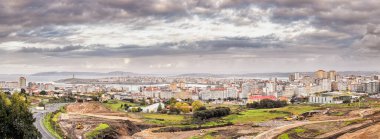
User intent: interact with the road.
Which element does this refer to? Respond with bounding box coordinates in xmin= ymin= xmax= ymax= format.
xmin=33 ymin=103 xmax=68 ymax=139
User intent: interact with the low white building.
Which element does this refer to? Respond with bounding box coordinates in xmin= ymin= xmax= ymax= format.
xmin=141 ymin=103 xmax=165 ymax=113
xmin=309 ymin=96 xmax=334 ymax=104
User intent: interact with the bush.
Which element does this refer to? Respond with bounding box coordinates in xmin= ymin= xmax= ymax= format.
xmin=38 ymin=102 xmax=45 ymax=107
xmin=152 ymin=122 xmax=233 ymax=132
xmin=130 ymin=107 xmax=143 ymax=112
xmin=169 ymin=107 xmax=180 ymax=114
xmin=160 ymin=109 xmax=168 ymax=114
xmin=85 ymin=123 xmax=111 ymax=139
xmin=246 ymin=99 xmax=287 ymax=109
xmin=193 ymin=107 xmax=231 ymax=120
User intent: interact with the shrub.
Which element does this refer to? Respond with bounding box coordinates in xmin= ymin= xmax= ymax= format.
xmin=193 ymin=107 xmax=231 ymax=120
xmin=85 ymin=123 xmax=110 ymax=139
xmin=246 ymin=99 xmax=287 ymax=109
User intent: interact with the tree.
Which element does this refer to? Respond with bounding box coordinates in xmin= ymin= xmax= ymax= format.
xmin=39 ymin=90 xmax=47 ymax=95
xmin=191 ymin=100 xmax=204 ymax=112
xmin=174 ymin=102 xmax=191 ymax=114
xmin=148 ymin=98 xmax=153 ymax=104
xmin=20 ymin=88 xmax=26 ymax=95
xmin=180 ymin=103 xmax=191 ymax=113
xmin=168 ymin=97 xmax=177 ymax=105
xmin=140 ymin=98 xmax=146 ymax=106
xmin=175 ymin=102 xmax=183 ymax=109
xmin=290 ymin=94 xmax=297 ymax=104
xmin=198 ymin=106 xmax=207 ymax=111
xmin=0 ymin=92 xmax=42 ymax=138
xmin=38 ymin=102 xmax=45 ymax=107
xmin=157 ymin=103 xmax=163 ymax=112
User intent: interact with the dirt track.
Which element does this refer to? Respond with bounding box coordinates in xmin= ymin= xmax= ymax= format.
xmin=338 ymin=123 xmax=380 ymax=139
xmin=66 ymin=102 xmax=112 ymax=113
xmin=132 ymin=125 xmax=270 ymax=139
xmin=254 ymin=109 xmax=375 ymax=139
xmin=60 ymin=102 xmax=143 ymax=138
xmin=68 ymin=112 xmax=143 ymax=123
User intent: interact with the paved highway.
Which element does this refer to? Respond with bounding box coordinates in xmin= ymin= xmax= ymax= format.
xmin=32 ymin=103 xmax=68 ymax=139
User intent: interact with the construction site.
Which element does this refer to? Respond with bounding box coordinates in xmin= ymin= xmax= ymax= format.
xmin=52 ymin=100 xmax=380 ymax=139
xmin=59 ymin=103 xmax=145 ymax=139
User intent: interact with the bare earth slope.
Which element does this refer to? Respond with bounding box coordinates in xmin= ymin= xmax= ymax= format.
xmin=338 ymin=123 xmax=380 ymax=139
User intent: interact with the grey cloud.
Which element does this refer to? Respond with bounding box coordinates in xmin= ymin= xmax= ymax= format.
xmin=19 ymin=45 xmax=84 ymax=53
xmin=16 ymin=26 xmax=77 ymax=38
xmin=17 ymin=35 xmax=284 ymax=58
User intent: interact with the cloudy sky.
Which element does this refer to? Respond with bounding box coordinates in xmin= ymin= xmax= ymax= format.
xmin=0 ymin=0 xmax=380 ymax=74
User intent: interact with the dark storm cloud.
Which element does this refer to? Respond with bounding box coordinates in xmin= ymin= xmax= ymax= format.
xmin=0 ymin=0 xmax=190 ymax=28
xmin=19 ymin=45 xmax=84 ymax=53
xmin=353 ymin=24 xmax=380 ymax=52
xmin=18 ymin=36 xmax=284 ymax=58
xmin=1 ymin=0 xmax=380 ymax=73
xmin=257 ymin=0 xmax=380 ymax=30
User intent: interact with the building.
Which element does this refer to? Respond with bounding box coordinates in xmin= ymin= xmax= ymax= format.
xmin=374 ymin=75 xmax=379 ymax=80
xmin=294 ymin=72 xmax=301 ymax=80
xmin=289 ymin=74 xmax=295 ymax=82
xmin=321 ymin=79 xmax=332 ymax=92
xmin=315 ymin=70 xmax=326 ymax=79
xmin=365 ymin=81 xmax=380 ymax=94
xmin=240 ymin=83 xmax=251 ymax=99
xmin=19 ymin=77 xmax=26 ymax=88
xmin=309 ymin=96 xmax=334 ymax=104
xmin=308 ymin=92 xmax=351 ymax=104
xmin=328 ymin=70 xmax=337 ymax=81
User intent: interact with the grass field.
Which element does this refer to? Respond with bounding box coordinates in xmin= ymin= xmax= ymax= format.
xmin=275 ymin=105 xmax=320 ymax=115
xmin=42 ymin=113 xmax=63 ymax=139
xmin=223 ymin=109 xmax=289 ymax=124
xmin=190 ymin=131 xmax=216 ymax=139
xmin=52 ymin=112 xmax=61 ymax=122
xmin=223 ymin=105 xmax=320 ymax=124
xmin=85 ymin=123 xmax=110 ymax=139
xmin=103 ymin=100 xmax=137 ymax=111
xmin=142 ymin=113 xmax=185 ymax=125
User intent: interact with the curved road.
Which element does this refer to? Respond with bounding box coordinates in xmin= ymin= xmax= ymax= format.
xmin=33 ymin=103 xmax=68 ymax=139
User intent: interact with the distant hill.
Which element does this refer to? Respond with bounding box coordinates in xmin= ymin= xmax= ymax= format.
xmin=174 ymin=72 xmax=294 ymax=78
xmin=31 ymin=71 xmax=138 ymax=76
xmin=174 ymin=71 xmax=379 ymax=78
xmin=31 ymin=71 xmax=379 ymax=78
xmin=55 ymin=78 xmax=98 ymax=84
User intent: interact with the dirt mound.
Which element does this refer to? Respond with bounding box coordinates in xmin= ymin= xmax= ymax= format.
xmin=60 ymin=114 xmax=141 ymax=139
xmin=66 ymin=102 xmax=112 ymax=113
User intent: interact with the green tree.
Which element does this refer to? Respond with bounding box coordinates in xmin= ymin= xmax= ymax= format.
xmin=157 ymin=103 xmax=162 ymax=112
xmin=0 ymin=92 xmax=42 ymax=138
xmin=140 ymin=98 xmax=146 ymax=106
xmin=168 ymin=97 xmax=177 ymax=105
xmin=40 ymin=90 xmax=47 ymax=95
xmin=191 ymin=100 xmax=204 ymax=112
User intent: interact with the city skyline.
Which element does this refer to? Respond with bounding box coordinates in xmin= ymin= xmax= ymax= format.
xmin=1 ymin=0 xmax=380 ymax=74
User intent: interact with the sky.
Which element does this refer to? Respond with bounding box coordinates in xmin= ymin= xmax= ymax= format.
xmin=0 ymin=0 xmax=380 ymax=74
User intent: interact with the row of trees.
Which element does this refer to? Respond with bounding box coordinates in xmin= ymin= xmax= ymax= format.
xmin=0 ymin=92 xmax=41 ymax=138
xmin=193 ymin=107 xmax=231 ymax=120
xmin=246 ymin=99 xmax=288 ymax=109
